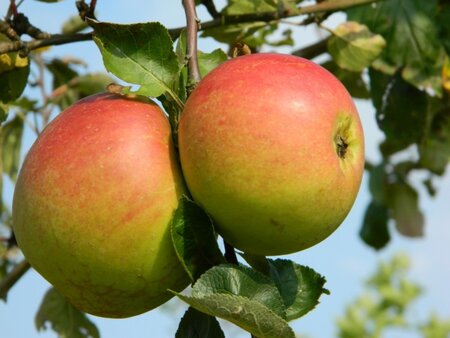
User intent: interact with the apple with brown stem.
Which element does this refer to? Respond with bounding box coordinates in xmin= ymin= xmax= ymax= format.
xmin=179 ymin=53 xmax=365 ymax=256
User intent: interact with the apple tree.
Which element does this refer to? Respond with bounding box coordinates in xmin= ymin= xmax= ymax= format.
xmin=1 ymin=0 xmax=449 ymax=337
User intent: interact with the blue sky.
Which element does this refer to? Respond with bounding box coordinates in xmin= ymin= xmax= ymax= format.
xmin=1 ymin=1 xmax=449 ymax=337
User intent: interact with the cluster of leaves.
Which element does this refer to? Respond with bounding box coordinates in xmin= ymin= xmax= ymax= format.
xmin=342 ymin=0 xmax=450 ymax=250
xmin=336 ymin=253 xmax=450 ymax=338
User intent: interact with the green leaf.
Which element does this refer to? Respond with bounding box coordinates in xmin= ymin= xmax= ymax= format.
xmin=421 ymin=315 xmax=450 ymax=338
xmin=191 ymin=264 xmax=286 ymax=318
xmin=419 ymin=108 xmax=450 ymax=175
xmin=0 ymin=34 xmax=29 ymax=74
xmin=268 ymin=259 xmax=328 ymax=321
xmin=0 ymin=66 xmax=30 ymax=104
xmin=72 ymin=73 xmax=113 ymax=96
xmin=173 ymin=264 xmax=295 ymax=337
xmin=35 ymin=288 xmax=99 ymax=338
xmin=359 ymin=201 xmax=390 ymax=250
xmin=401 ymin=52 xmax=446 ymax=97
xmin=61 ymin=15 xmax=89 ymax=34
xmin=368 ymin=163 xmax=388 ymax=204
xmin=222 ymin=0 xmax=299 ymax=16
xmin=175 ymin=30 xmax=188 ymax=71
xmin=328 ymin=21 xmax=386 ymax=72
xmin=197 ymin=49 xmax=228 ymax=77
xmin=322 ymin=61 xmax=369 ymax=99
xmin=175 ymin=30 xmax=226 ymax=99
xmin=46 ymin=58 xmax=79 ymax=109
xmin=88 ymin=19 xmax=182 ymax=106
xmin=369 ymin=69 xmax=428 ymax=155
xmin=386 ymin=181 xmax=424 ymax=238
xmin=266 ymin=28 xmax=294 ymax=47
xmin=171 ymin=196 xmax=225 ymax=282
xmin=175 ymin=307 xmax=225 ymax=338
xmin=348 ymin=0 xmax=445 ymax=95
xmin=176 ymin=293 xmax=295 ymax=338
xmin=12 ymin=97 xmax=38 ymax=112
xmin=223 ymin=0 xmax=277 ymax=15
xmin=51 ymin=72 xmax=113 ymax=110
xmin=1 ymin=115 xmax=24 ymax=181
xmin=202 ymin=20 xmax=293 ymax=49
xmin=47 ymin=59 xmax=79 ymax=88
xmin=201 ymin=22 xmax=266 ymax=46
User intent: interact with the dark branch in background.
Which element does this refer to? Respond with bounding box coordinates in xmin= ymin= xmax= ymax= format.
xmin=0 ymin=20 xmax=21 ymax=41
xmin=90 ymin=0 xmax=97 ymax=15
xmin=182 ymin=0 xmax=202 ymax=93
xmin=170 ymin=0 xmax=380 ymax=38
xmin=0 ymin=32 xmax=92 ymax=54
xmin=224 ymin=240 xmax=239 ymax=265
xmin=10 ymin=13 xmax=51 ymax=39
xmin=0 ymin=260 xmax=31 ymax=300
xmin=8 ymin=0 xmax=18 ymax=18
xmin=76 ymin=0 xmax=97 ymax=20
xmin=0 ymin=0 xmax=379 ymax=55
xmin=200 ymin=0 xmax=220 ymax=19
xmin=292 ymin=36 xmax=329 ymax=59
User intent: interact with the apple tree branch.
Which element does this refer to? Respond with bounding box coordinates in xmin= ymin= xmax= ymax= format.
xmin=0 ymin=0 xmax=380 ymax=55
xmin=182 ymin=0 xmax=202 ymax=93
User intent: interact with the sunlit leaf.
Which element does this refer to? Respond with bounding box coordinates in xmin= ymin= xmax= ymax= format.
xmin=442 ymin=56 xmax=450 ymax=95
xmin=197 ymin=49 xmax=227 ymax=77
xmin=89 ymin=19 xmax=181 ymax=105
xmin=223 ymin=0 xmax=277 ymax=15
xmin=201 ymin=22 xmax=266 ymax=46
xmin=173 ymin=264 xmax=295 ymax=337
xmin=328 ymin=21 xmax=385 ymax=72
xmin=191 ymin=264 xmax=286 ymax=318
xmin=348 ymin=0 xmax=445 ymax=95
xmin=177 ymin=293 xmax=295 ymax=338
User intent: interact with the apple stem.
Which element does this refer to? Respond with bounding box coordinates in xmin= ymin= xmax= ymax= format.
xmin=182 ymin=0 xmax=202 ymax=94
xmin=224 ymin=240 xmax=239 ymax=265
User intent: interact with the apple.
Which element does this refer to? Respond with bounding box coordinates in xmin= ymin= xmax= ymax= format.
xmin=178 ymin=53 xmax=365 ymax=256
xmin=12 ymin=93 xmax=189 ymax=318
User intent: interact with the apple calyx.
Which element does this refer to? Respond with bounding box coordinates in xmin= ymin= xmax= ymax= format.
xmin=335 ymin=135 xmax=349 ymax=159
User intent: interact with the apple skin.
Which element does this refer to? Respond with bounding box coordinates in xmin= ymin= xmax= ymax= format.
xmin=179 ymin=53 xmax=365 ymax=256
xmin=12 ymin=93 xmax=190 ymax=318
